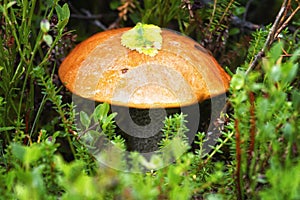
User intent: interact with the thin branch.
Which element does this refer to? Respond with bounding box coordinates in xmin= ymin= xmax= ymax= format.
xmin=245 ymin=51 xmax=264 ymax=74
xmin=77 ymin=122 xmax=100 ymax=140
xmin=245 ymin=0 xmax=292 ymax=74
xmin=231 ymin=15 xmax=261 ymax=30
xmin=108 ymin=17 xmax=122 ymax=29
xmin=81 ymin=9 xmax=107 ymax=30
xmin=274 ymin=4 xmax=300 ymax=38
xmin=264 ymin=0 xmax=289 ymax=49
xmin=70 ymin=14 xmax=103 ymax=20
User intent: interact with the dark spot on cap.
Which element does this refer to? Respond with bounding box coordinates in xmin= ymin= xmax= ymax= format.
xmin=121 ymin=68 xmax=129 ymax=74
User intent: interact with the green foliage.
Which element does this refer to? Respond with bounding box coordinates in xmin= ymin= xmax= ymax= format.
xmin=159 ymin=113 xmax=189 ymax=147
xmin=0 ymin=0 xmax=71 ymax=143
xmin=116 ymin=0 xmax=183 ymax=27
xmin=78 ymin=103 xmax=121 ymax=143
xmin=230 ymin=42 xmax=300 ymax=199
xmin=200 ymin=0 xmax=239 ymax=34
xmin=0 ymin=137 xmax=62 ymax=199
xmin=259 ymin=160 xmax=300 ymax=199
xmin=0 ymin=109 xmax=235 ymax=199
xmin=246 ymin=26 xmax=269 ymax=64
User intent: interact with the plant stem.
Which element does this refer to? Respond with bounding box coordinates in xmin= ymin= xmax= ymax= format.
xmin=235 ymin=119 xmax=243 ymax=200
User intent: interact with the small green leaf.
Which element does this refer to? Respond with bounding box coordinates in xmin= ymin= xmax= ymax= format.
xmin=270 ymin=64 xmax=281 ymax=82
xmin=43 ymin=34 xmax=53 ymax=46
xmin=55 ymin=3 xmax=70 ymax=32
xmin=32 ymin=66 xmax=45 ymax=78
xmin=106 ymin=112 xmax=117 ymax=122
xmin=62 ymin=3 xmax=70 ymax=18
xmin=0 ymin=96 xmax=4 ymax=104
xmin=102 ymin=112 xmax=117 ymax=130
xmin=55 ymin=3 xmax=70 ymax=21
xmin=230 ymin=73 xmax=245 ymax=91
xmin=234 ymin=6 xmax=246 ymax=16
xmin=290 ymin=49 xmax=300 ymax=63
xmin=93 ymin=103 xmax=110 ymax=122
xmin=0 ymin=126 xmax=15 ymax=132
xmin=80 ymin=111 xmax=91 ymax=129
xmin=6 ymin=1 xmax=16 ymax=9
xmin=55 ymin=5 xmax=63 ymax=19
xmin=121 ymin=23 xmax=162 ymax=57
xmin=282 ymin=63 xmax=298 ymax=84
xmin=269 ymin=42 xmax=283 ymax=62
xmin=229 ymin=27 xmax=240 ymax=36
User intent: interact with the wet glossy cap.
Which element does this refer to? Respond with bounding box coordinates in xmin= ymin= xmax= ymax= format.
xmin=58 ymin=28 xmax=231 ymax=108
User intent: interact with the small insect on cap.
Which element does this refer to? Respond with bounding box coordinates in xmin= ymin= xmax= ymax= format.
xmin=58 ymin=23 xmax=231 ymax=109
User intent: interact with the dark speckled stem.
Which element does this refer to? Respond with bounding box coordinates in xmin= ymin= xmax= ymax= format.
xmin=112 ymin=95 xmax=226 ymax=153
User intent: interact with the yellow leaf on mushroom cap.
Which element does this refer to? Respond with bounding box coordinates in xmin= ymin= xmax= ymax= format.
xmin=121 ymin=23 xmax=162 ymax=57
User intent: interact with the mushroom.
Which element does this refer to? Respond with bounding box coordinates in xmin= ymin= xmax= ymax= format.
xmin=58 ymin=27 xmax=231 ymax=153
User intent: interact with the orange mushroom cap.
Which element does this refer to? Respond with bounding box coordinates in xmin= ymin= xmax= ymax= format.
xmin=58 ymin=28 xmax=230 ymax=108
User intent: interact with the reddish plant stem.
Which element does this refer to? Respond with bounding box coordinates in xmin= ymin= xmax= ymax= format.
xmin=235 ymin=119 xmax=243 ymax=200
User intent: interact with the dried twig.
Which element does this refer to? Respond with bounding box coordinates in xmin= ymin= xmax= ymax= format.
xmin=231 ymin=15 xmax=261 ymax=30
xmin=117 ymin=0 xmax=136 ymax=21
xmin=77 ymin=122 xmax=100 ymax=140
xmin=80 ymin=9 xmax=107 ymax=30
xmin=245 ymin=0 xmax=299 ymax=74
xmin=274 ymin=3 xmax=300 ymax=38
xmin=108 ymin=0 xmax=136 ymax=29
